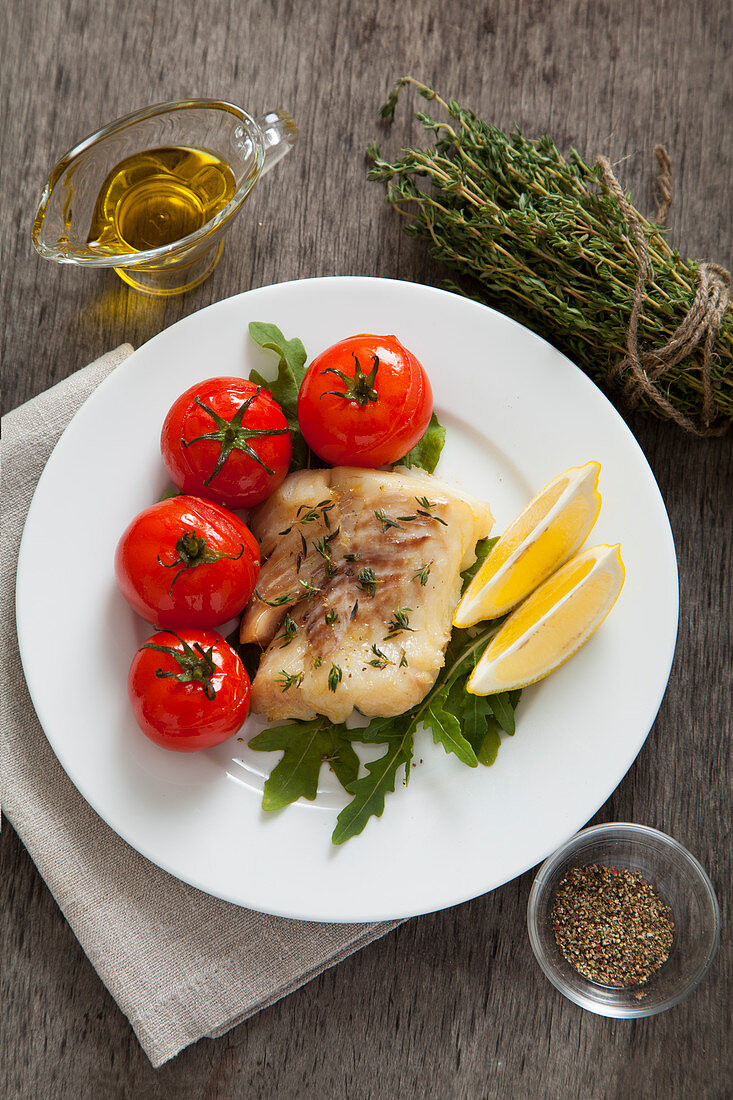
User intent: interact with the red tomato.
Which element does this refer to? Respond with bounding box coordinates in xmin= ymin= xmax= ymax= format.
xmin=161 ymin=377 xmax=292 ymax=508
xmin=115 ymin=496 xmax=260 ymax=628
xmin=296 ymin=334 xmax=433 ymax=467
xmin=128 ymin=629 xmax=250 ymax=751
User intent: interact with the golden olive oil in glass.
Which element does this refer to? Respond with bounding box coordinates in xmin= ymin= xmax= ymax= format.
xmin=87 ymin=146 xmax=237 ymax=254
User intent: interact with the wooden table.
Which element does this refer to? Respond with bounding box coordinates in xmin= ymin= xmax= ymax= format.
xmin=2 ymin=1 xmax=730 ymax=1096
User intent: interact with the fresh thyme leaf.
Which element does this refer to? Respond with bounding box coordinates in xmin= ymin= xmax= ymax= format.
xmin=385 ymin=606 xmax=415 ymax=639
xmin=313 ymin=536 xmax=337 ymax=575
xmin=248 ymin=322 xmax=318 ymax=470
xmin=328 ymin=664 xmax=343 ymax=692
xmin=325 ymin=608 xmax=338 ymax=626
xmin=275 ymin=669 xmax=304 ymax=692
xmin=369 ymin=79 xmax=733 ymax=430
xmin=399 ymin=648 xmax=408 ymax=667
xmin=374 ymin=509 xmax=402 ymax=531
xmin=357 ymin=567 xmax=378 ymax=597
xmin=274 ymin=613 xmax=298 ymax=648
xmin=412 ymin=561 xmax=433 ymax=585
xmin=397 ymin=412 xmax=446 ymax=472
xmin=368 ymin=645 xmax=393 ymax=669
xmin=255 ymin=588 xmax=293 ymax=607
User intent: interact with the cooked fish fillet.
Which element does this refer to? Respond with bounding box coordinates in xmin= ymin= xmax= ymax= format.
xmin=240 ymin=467 xmax=493 ymax=723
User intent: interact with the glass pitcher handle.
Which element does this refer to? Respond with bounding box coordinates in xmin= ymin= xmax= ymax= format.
xmin=256 ymin=110 xmax=298 ymax=174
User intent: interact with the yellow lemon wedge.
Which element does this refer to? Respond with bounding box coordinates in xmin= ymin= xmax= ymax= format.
xmin=454 ymin=461 xmax=602 ymax=627
xmin=467 ymin=543 xmax=625 ymax=695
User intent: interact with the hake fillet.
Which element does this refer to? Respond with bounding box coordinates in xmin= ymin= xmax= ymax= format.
xmin=240 ymin=467 xmax=493 ymax=723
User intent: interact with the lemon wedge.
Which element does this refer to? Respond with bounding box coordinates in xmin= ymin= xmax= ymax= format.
xmin=467 ymin=543 xmax=625 ymax=695
xmin=454 ymin=461 xmax=602 ymax=627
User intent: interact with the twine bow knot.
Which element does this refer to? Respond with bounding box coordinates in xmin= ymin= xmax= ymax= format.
xmin=597 ymin=154 xmax=731 ymax=436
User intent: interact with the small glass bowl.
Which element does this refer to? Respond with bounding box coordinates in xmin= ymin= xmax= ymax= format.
xmin=527 ymin=823 xmax=720 ymax=1018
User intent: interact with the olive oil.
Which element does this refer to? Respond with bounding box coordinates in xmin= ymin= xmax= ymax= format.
xmin=87 ymin=146 xmax=237 ymax=253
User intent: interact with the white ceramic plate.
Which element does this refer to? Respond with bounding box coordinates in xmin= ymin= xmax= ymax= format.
xmin=16 ymin=277 xmax=678 ymax=922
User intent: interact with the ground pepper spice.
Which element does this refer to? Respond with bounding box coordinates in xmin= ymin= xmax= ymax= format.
xmin=551 ymin=863 xmax=674 ymax=987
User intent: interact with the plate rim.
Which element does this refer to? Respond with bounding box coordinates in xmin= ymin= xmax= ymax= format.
xmin=15 ymin=275 xmax=679 ymax=921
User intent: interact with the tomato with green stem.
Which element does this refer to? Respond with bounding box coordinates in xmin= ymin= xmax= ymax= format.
xmin=115 ymin=495 xmax=260 ymax=628
xmin=128 ymin=629 xmax=250 ymax=751
xmin=161 ymin=377 xmax=292 ymax=508
xmin=297 ymin=334 xmax=433 ymax=467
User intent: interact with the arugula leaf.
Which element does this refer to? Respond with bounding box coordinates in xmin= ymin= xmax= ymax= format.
xmin=448 ymin=676 xmax=493 ymax=749
xmin=332 ymin=722 xmax=414 ymax=845
xmin=423 ymin=685 xmax=477 ymax=767
xmin=488 ymin=691 xmax=516 ymax=735
xmin=248 ymin=322 xmax=315 ymax=471
xmin=325 ymin=726 xmax=361 ymax=789
xmin=476 ymin=717 xmax=502 ymax=766
xmin=248 ymin=719 xmax=347 ymax=810
xmin=397 ymin=412 xmax=446 ymax=473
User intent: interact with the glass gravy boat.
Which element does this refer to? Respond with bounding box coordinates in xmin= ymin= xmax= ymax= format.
xmin=32 ymin=99 xmax=298 ymax=296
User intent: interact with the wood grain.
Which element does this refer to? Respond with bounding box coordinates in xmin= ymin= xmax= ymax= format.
xmin=2 ymin=0 xmax=731 ymax=1097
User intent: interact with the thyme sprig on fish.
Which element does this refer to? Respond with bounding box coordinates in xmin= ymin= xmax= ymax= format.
xmin=274 ymin=613 xmax=298 ymax=648
xmin=328 ymin=664 xmax=343 ymax=692
xmin=276 ymin=670 xmax=304 ymax=692
xmin=357 ymin=567 xmax=379 ymax=597
xmin=412 ymin=562 xmax=433 ymax=585
xmin=374 ymin=509 xmax=402 ymax=531
xmin=278 ymin=500 xmax=335 ymax=536
xmin=385 ymin=606 xmax=416 ymax=639
xmin=325 ymin=608 xmax=339 ymax=626
xmin=255 ymin=588 xmax=294 ymax=608
xmin=368 ymin=645 xmax=394 ymax=669
xmin=313 ymin=534 xmax=338 ymax=576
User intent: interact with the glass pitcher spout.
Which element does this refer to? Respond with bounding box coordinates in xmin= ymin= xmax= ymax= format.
xmin=32 ymin=99 xmax=299 ymax=296
xmin=257 ymin=111 xmax=299 ymax=174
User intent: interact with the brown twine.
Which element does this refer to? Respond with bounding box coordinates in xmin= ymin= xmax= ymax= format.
xmin=597 ymin=153 xmax=731 ymax=435
xmin=653 ymin=145 xmax=673 ymax=225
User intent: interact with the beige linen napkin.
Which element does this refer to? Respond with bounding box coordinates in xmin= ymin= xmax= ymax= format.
xmin=0 ymin=347 xmax=402 ymax=1068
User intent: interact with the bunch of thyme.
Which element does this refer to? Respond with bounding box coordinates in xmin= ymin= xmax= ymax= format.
xmin=367 ymin=78 xmax=732 ymax=429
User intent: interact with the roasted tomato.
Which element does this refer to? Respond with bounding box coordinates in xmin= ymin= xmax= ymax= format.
xmin=115 ymin=495 xmax=260 ymax=628
xmin=161 ymin=377 xmax=292 ymax=508
xmin=128 ymin=629 xmax=250 ymax=751
xmin=296 ymin=334 xmax=433 ymax=467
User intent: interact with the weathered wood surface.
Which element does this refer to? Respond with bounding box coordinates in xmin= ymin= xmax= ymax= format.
xmin=2 ymin=0 xmax=730 ymax=1096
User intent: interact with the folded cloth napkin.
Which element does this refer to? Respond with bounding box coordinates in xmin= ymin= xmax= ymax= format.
xmin=0 ymin=347 xmax=403 ymax=1068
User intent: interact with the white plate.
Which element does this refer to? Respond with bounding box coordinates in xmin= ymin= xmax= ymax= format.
xmin=16 ymin=277 xmax=678 ymax=922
